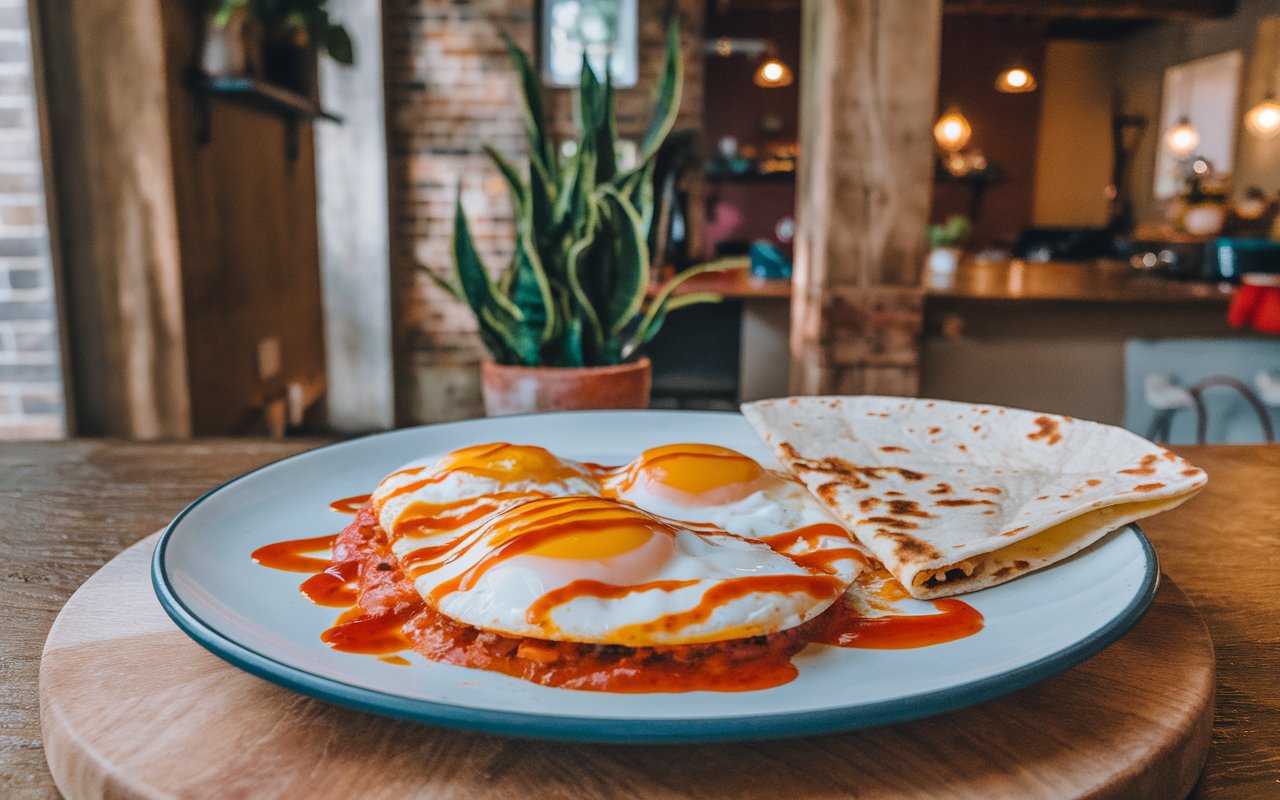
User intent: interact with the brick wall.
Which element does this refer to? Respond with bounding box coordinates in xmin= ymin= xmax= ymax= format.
xmin=384 ymin=0 xmax=705 ymax=423
xmin=0 ymin=0 xmax=62 ymax=440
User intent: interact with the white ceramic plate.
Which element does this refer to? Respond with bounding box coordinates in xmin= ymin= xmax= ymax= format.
xmin=153 ymin=411 xmax=1158 ymax=743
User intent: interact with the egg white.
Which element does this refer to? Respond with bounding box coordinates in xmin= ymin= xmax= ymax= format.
xmin=606 ymin=467 xmax=871 ymax=585
xmin=406 ymin=500 xmax=843 ymax=646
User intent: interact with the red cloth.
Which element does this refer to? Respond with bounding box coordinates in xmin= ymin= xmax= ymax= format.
xmin=1228 ymin=283 xmax=1280 ymax=334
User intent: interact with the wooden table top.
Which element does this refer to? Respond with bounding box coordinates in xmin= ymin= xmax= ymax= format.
xmin=648 ymin=263 xmax=792 ymax=300
xmin=924 ymin=260 xmax=1234 ymax=304
xmin=3 ymin=439 xmax=1277 ymax=798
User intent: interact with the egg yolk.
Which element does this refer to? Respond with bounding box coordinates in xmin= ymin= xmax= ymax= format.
xmin=486 ymin=497 xmax=673 ymax=560
xmin=434 ymin=442 xmax=583 ymax=484
xmin=616 ymin=444 xmax=767 ymax=506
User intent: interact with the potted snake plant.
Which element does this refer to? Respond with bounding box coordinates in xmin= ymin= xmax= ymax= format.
xmin=426 ymin=21 xmax=740 ymax=416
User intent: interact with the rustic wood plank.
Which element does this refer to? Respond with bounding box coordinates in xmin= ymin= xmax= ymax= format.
xmin=315 ymin=0 xmax=395 ymax=434
xmin=1 ymin=441 xmax=1277 ymax=797
xmin=32 ymin=0 xmax=192 ymax=438
xmin=792 ymin=0 xmax=940 ymax=396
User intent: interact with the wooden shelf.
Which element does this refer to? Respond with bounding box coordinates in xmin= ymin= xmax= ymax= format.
xmin=195 ymin=76 xmax=342 ymax=123
xmin=189 ymin=73 xmax=342 ymax=160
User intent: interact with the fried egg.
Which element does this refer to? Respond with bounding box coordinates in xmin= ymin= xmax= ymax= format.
xmin=603 ymin=443 xmax=870 ymax=584
xmin=372 ymin=443 xmax=600 ymax=543
xmin=402 ymin=495 xmax=847 ymax=646
xmin=369 ymin=441 xmax=867 ymax=647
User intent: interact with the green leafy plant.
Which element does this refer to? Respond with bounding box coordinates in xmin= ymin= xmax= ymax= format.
xmin=213 ymin=0 xmax=354 ymax=65
xmin=927 ymin=215 xmax=972 ymax=249
xmin=427 ymin=21 xmax=740 ymax=367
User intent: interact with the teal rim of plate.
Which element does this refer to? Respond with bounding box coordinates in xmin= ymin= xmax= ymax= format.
xmin=151 ymin=413 xmax=1161 ymax=744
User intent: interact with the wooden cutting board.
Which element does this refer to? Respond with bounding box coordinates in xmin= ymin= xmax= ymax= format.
xmin=41 ymin=533 xmax=1214 ymax=799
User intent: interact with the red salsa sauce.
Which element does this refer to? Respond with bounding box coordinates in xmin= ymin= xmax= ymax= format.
xmin=253 ymin=500 xmax=984 ymax=693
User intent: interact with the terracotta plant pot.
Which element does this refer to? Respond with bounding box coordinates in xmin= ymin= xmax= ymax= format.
xmin=480 ymin=358 xmax=651 ymax=417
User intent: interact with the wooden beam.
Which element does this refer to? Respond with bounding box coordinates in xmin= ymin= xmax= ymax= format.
xmin=315 ymin=0 xmax=395 ymax=433
xmin=33 ymin=0 xmax=191 ymax=438
xmin=942 ymin=0 xmax=1235 ymax=20
xmin=792 ymin=0 xmax=940 ymax=396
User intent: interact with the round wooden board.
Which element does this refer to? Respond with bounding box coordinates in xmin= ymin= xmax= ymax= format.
xmin=41 ymin=533 xmax=1214 ymax=800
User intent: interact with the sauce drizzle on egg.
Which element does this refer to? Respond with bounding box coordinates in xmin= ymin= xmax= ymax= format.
xmin=250 ymin=443 xmax=986 ymax=693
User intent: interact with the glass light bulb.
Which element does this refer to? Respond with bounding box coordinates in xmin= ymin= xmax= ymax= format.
xmin=995 ymin=67 xmax=1036 ymax=93
xmin=1246 ymin=98 xmax=1280 ymax=140
xmin=933 ymin=109 xmax=972 ymax=152
xmin=752 ymin=58 xmax=793 ymax=88
xmin=1164 ymin=118 xmax=1200 ymax=158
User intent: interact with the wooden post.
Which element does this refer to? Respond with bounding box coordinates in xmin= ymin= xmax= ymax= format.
xmin=792 ymin=0 xmax=940 ymax=397
xmin=32 ymin=0 xmax=191 ymax=438
xmin=315 ymin=0 xmax=395 ymax=433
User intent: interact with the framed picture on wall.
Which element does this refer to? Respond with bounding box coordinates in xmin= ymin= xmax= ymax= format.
xmin=542 ymin=0 xmax=639 ymax=88
xmin=1153 ymin=50 xmax=1242 ymax=199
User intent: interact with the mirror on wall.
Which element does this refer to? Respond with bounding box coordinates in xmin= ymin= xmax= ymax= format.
xmin=1153 ymin=50 xmax=1242 ymax=199
xmin=542 ymin=0 xmax=639 ymax=88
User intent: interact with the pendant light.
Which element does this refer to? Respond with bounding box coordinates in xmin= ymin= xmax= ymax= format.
xmin=933 ymin=108 xmax=972 ymax=152
xmin=1245 ymin=22 xmax=1280 ymax=139
xmin=753 ymin=55 xmax=793 ymax=88
xmin=995 ymin=66 xmax=1037 ymax=93
xmin=1164 ymin=115 xmax=1201 ymax=157
xmin=1163 ymin=26 xmax=1200 ymax=158
xmin=1246 ymin=94 xmax=1280 ymax=139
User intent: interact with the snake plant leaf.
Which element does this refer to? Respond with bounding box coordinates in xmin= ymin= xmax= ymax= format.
xmin=529 ymin=155 xmax=555 ymax=256
xmin=509 ymin=175 xmax=557 ymax=346
xmin=622 ymin=291 xmax=722 ymax=359
xmin=579 ymin=60 xmax=618 ymax=183
xmin=452 ymin=192 xmax=524 ymax=325
xmin=418 ymin=264 xmax=464 ymax=302
xmin=595 ymin=187 xmax=650 ymax=335
xmin=502 ymin=32 xmax=556 ymax=183
xmin=628 ymin=157 xmax=657 ymax=242
xmin=638 ymin=18 xmax=682 ymax=164
xmin=484 ymin=145 xmax=526 ymax=209
xmin=626 ymin=258 xmax=744 ymax=353
xmin=564 ymin=203 xmax=605 ymax=361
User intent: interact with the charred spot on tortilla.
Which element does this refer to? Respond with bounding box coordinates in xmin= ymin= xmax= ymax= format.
xmin=927 ymin=427 xmax=941 ymax=435
xmin=880 ymin=446 xmax=910 ymax=453
xmin=860 ymin=516 xmax=919 ymax=530
xmin=928 ymin=483 xmax=953 ymax=495
xmin=1132 ymin=482 xmax=1165 ymax=492
xmin=887 ymin=499 xmax=935 ymax=518
xmin=934 ymin=498 xmax=995 ymax=507
xmin=1027 ymin=415 xmax=1064 ymax=446
xmin=974 ymin=487 xmax=1001 ymax=494
xmin=1118 ymin=455 xmax=1159 ymax=476
xmin=875 ymin=529 xmax=942 ymax=562
xmin=885 ymin=491 xmax=904 ymax=497
xmin=1000 ymin=526 xmax=1029 ymax=538
xmin=859 ymin=497 xmax=880 ymax=512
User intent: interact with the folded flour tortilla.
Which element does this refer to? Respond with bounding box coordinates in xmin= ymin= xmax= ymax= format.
xmin=742 ymin=396 xmax=1207 ymax=599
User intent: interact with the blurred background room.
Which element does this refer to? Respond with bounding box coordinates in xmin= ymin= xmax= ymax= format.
xmin=8 ymin=0 xmax=1280 ymax=445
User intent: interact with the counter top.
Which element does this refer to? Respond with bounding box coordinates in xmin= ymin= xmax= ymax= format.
xmin=924 ymin=260 xmax=1234 ymax=304
xmin=649 ymin=263 xmax=791 ymax=300
xmin=3 ymin=440 xmax=1277 ymax=797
